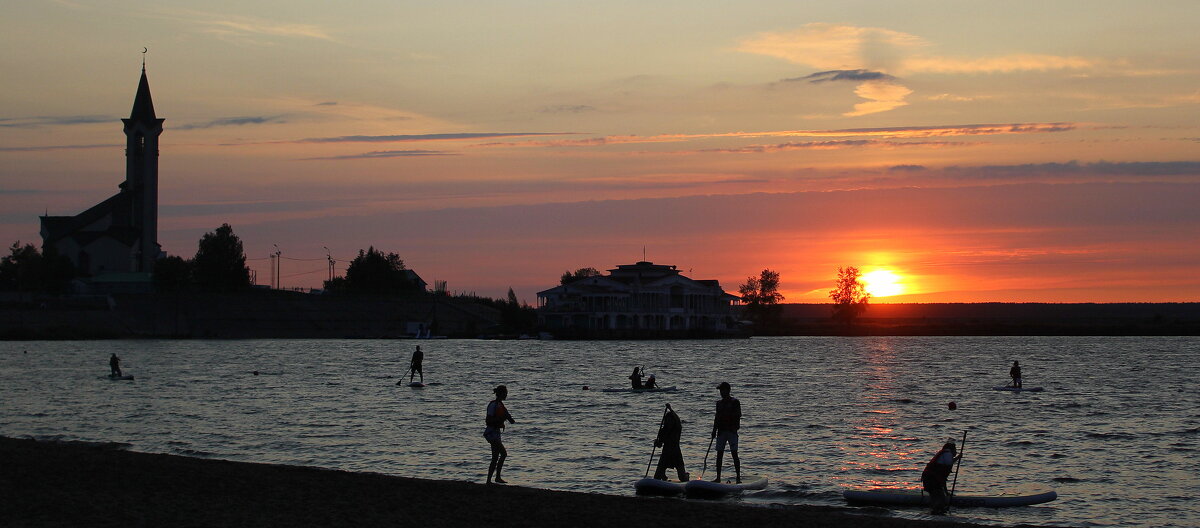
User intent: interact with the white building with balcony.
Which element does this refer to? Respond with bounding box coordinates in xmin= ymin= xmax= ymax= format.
xmin=536 ymin=261 xmax=743 ymax=338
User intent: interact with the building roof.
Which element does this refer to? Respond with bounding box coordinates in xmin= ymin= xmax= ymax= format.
xmin=129 ymin=67 xmax=157 ymax=122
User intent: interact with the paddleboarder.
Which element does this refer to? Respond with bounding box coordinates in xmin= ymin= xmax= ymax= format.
xmin=711 ymin=381 xmax=742 ymax=483
xmin=653 ymin=405 xmax=689 ymax=482
xmin=629 ymin=366 xmax=644 ymax=389
xmin=1009 ymin=360 xmax=1022 ymax=388
xmin=409 ymin=345 xmax=423 ymax=383
xmin=109 ymin=353 xmax=122 ymax=377
xmin=644 ymin=373 xmax=658 ymax=389
xmin=922 ymin=440 xmax=959 ymax=515
xmin=485 ymin=385 xmax=515 ymax=484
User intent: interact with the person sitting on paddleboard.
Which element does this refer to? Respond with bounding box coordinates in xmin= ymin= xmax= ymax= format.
xmin=653 ymin=405 xmax=689 ymax=482
xmin=1009 ymin=360 xmax=1022 ymax=388
xmin=109 ymin=353 xmax=122 ymax=377
xmin=409 ymin=345 xmax=424 ymax=383
xmin=485 ymin=385 xmax=515 ymax=484
xmin=711 ymin=381 xmax=742 ymax=483
xmin=644 ymin=373 xmax=657 ymax=389
xmin=921 ymin=440 xmax=959 ymax=515
xmin=629 ymin=367 xmax=644 ymax=389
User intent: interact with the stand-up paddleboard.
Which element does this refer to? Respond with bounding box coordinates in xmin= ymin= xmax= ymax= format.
xmin=398 ymin=381 xmax=425 ymax=387
xmin=634 ymin=477 xmax=687 ymax=496
xmin=600 ymin=386 xmax=677 ymax=393
xmin=683 ymin=475 xmax=767 ymax=498
xmin=993 ymin=386 xmax=1044 ymax=392
xmin=843 ymin=488 xmax=1057 ymax=507
xmin=105 ymin=374 xmax=134 ymax=381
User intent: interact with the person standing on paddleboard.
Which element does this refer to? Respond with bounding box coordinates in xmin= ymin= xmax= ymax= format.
xmin=485 ymin=385 xmax=515 ymax=484
xmin=409 ymin=345 xmax=424 ymax=383
xmin=711 ymin=381 xmax=742 ymax=483
xmin=1009 ymin=360 xmax=1022 ymax=388
xmin=653 ymin=405 xmax=689 ymax=482
xmin=109 ymin=353 xmax=122 ymax=377
xmin=922 ymin=440 xmax=959 ymax=515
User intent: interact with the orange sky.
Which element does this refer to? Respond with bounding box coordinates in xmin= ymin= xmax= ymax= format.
xmin=2 ymin=2 xmax=1199 ymax=302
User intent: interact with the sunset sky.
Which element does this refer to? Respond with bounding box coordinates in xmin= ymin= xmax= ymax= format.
xmin=3 ymin=1 xmax=1199 ymax=303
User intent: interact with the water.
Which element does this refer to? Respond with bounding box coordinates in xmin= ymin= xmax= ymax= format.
xmin=1 ymin=337 xmax=1197 ymax=527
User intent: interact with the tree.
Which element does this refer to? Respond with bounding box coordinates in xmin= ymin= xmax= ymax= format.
xmin=154 ymin=255 xmax=193 ymax=293
xmin=342 ymin=247 xmax=420 ymax=295
xmin=739 ymin=269 xmax=784 ymax=331
xmin=829 ymin=266 xmax=870 ymax=323
xmin=0 ymin=241 xmax=75 ymax=294
xmin=192 ymin=224 xmax=251 ymax=292
xmin=560 ymin=267 xmax=601 ymax=285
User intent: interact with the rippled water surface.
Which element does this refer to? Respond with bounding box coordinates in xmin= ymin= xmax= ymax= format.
xmin=2 ymin=337 xmax=1197 ymax=527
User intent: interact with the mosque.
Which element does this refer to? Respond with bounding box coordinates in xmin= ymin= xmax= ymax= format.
xmin=39 ymin=65 xmax=163 ymax=287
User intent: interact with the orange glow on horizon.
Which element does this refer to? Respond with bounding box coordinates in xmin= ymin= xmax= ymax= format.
xmin=862 ymin=269 xmax=905 ymax=298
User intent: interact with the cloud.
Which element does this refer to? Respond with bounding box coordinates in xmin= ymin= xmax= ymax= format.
xmin=315 ymin=101 xmax=338 ymax=106
xmin=0 ymin=115 xmax=113 ymax=128
xmin=540 ymin=105 xmax=597 ymax=114
xmin=697 ymin=139 xmax=963 ymax=154
xmin=293 ymin=132 xmax=575 ymax=144
xmin=948 ymin=160 xmax=1200 ymax=179
xmin=786 ymin=69 xmax=897 ymax=83
xmin=890 ymin=165 xmax=927 ymax=172
xmin=176 ymin=115 xmax=287 ymax=130
xmin=905 ymin=54 xmax=1101 ymax=74
xmin=738 ymin=23 xmax=925 ymax=71
xmin=300 ymin=149 xmax=456 ymax=161
xmin=0 ymin=144 xmax=118 ymax=152
xmin=846 ymin=81 xmax=914 ymax=116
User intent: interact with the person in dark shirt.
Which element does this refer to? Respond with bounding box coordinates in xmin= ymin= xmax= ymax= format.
xmin=629 ymin=366 xmax=643 ymax=389
xmin=653 ymin=405 xmax=689 ymax=481
xmin=109 ymin=354 xmax=122 ymax=377
xmin=409 ymin=346 xmax=424 ymax=383
xmin=1009 ymin=360 xmax=1022 ymax=388
xmin=711 ymin=382 xmax=742 ymax=483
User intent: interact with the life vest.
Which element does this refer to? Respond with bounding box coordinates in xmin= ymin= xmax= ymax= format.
xmin=922 ymin=449 xmax=953 ymax=482
xmin=486 ymin=400 xmax=508 ymax=428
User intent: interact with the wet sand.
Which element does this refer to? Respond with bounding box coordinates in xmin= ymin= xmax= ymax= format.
xmin=1 ymin=436 xmax=1000 ymax=527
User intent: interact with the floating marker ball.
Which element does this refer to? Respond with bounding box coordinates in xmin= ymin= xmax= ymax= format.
xmin=582 ymin=386 xmax=589 ymax=390
xmin=948 ymin=401 xmax=957 ymax=410
xmin=253 ymin=371 xmax=260 ymax=376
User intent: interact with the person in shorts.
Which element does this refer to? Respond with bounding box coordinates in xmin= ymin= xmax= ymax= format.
xmin=485 ymin=385 xmax=515 ymax=484
xmin=711 ymin=381 xmax=742 ymax=483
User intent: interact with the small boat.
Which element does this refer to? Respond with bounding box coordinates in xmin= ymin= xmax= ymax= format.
xmin=600 ymin=386 xmax=677 ymax=393
xmin=843 ymin=488 xmax=1057 ymax=507
xmin=993 ymin=386 xmax=1044 ymax=392
xmin=682 ymin=475 xmax=768 ymax=498
xmin=634 ymin=477 xmax=687 ymax=496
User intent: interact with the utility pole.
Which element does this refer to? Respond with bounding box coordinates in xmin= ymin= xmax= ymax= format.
xmin=273 ymin=244 xmax=282 ymax=289
xmin=324 ymin=246 xmax=335 ymax=284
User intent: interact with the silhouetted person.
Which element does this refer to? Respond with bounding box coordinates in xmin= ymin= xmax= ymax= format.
xmin=653 ymin=405 xmax=689 ymax=481
xmin=922 ymin=440 xmax=959 ymax=515
xmin=711 ymin=381 xmax=742 ymax=483
xmin=644 ymin=373 xmax=657 ymax=389
xmin=109 ymin=353 xmax=122 ymax=377
xmin=485 ymin=385 xmax=515 ymax=484
xmin=409 ymin=345 xmax=424 ymax=383
xmin=629 ymin=366 xmax=643 ymax=389
xmin=1009 ymin=360 xmax=1022 ymax=388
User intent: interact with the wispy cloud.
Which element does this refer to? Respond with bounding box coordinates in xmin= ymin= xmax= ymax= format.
xmin=0 ymin=115 xmax=113 ymax=128
xmin=697 ymin=139 xmax=964 ymax=154
xmin=540 ymin=104 xmax=597 ymax=114
xmin=301 ymin=149 xmax=457 ymax=161
xmin=205 ymin=19 xmax=334 ymax=41
xmin=293 ymin=132 xmax=575 ymax=144
xmin=786 ymin=69 xmax=897 ymax=83
xmin=177 ymin=115 xmax=288 ymax=130
xmin=948 ymin=160 xmax=1200 ymax=178
xmin=846 ymin=81 xmax=914 ymax=116
xmin=906 ymin=54 xmax=1102 ymax=74
xmin=0 ymin=144 xmax=118 ymax=152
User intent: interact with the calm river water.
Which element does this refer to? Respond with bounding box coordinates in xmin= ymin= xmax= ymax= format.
xmin=1 ymin=337 xmax=1196 ymax=527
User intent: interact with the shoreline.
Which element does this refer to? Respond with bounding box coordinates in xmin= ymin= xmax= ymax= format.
xmin=0 ymin=436 xmax=1001 ymax=528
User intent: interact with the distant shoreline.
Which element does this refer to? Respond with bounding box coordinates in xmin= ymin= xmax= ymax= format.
xmin=0 ymin=436 xmax=992 ymax=528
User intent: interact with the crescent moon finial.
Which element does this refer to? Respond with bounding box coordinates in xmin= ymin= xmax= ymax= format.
xmin=141 ymin=47 xmax=148 ymax=69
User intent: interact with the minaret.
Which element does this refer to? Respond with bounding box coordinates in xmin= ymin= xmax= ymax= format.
xmin=121 ymin=64 xmax=164 ymax=272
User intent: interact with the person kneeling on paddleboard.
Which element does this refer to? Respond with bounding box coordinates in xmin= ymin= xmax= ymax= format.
xmin=653 ymin=405 xmax=689 ymax=482
xmin=922 ymin=440 xmax=959 ymax=515
xmin=485 ymin=385 xmax=515 ymax=484
xmin=711 ymin=381 xmax=742 ymax=483
xmin=629 ymin=367 xmax=644 ymax=389
xmin=644 ymin=373 xmax=657 ymax=389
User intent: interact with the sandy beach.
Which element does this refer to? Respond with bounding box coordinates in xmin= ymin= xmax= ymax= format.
xmin=0 ymin=436 xmax=1009 ymax=528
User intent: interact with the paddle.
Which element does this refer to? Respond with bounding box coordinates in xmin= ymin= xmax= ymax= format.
xmin=946 ymin=430 xmax=967 ymax=514
xmin=645 ymin=404 xmax=670 ymax=478
xmin=698 ymin=433 xmax=715 ymax=481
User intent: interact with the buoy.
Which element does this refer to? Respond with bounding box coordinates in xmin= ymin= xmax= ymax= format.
xmin=253 ymin=371 xmax=260 ymax=376
xmin=582 ymin=385 xmax=589 ymax=390
xmin=948 ymin=401 xmax=957 ymax=410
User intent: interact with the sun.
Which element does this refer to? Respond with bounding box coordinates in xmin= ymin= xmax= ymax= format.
xmin=862 ymin=269 xmax=905 ymax=298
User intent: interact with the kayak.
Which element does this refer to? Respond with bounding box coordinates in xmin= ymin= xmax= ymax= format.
xmin=600 ymin=386 xmax=677 ymax=393
xmin=634 ymin=477 xmax=687 ymax=496
xmin=993 ymin=386 xmax=1044 ymax=392
xmin=683 ymin=475 xmax=768 ymax=498
xmin=843 ymin=489 xmax=1058 ymax=507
